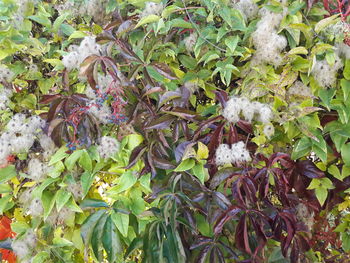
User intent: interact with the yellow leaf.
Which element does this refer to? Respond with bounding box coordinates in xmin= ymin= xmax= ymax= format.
xmin=197 ymin=142 xmax=209 ymax=160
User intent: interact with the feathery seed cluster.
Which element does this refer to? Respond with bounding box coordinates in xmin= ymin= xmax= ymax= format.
xmin=251 ymin=2 xmax=288 ymax=67
xmin=141 ymin=2 xmax=164 ymax=18
xmin=184 ymin=33 xmax=198 ymax=53
xmin=0 ymin=65 xmax=14 ymax=83
xmin=56 ymin=0 xmax=110 ymax=25
xmin=0 ymin=87 xmax=13 ymax=111
xmin=335 ymin=42 xmax=350 ymax=60
xmin=0 ymin=114 xmax=56 ymax=166
xmin=222 ymin=96 xmax=273 ymax=124
xmin=311 ymin=55 xmax=343 ymax=88
xmin=67 ymin=181 xmax=84 ymax=200
xmin=287 ymin=81 xmax=313 ymax=98
xmin=97 ymin=136 xmax=120 ymax=159
xmin=62 ymin=36 xmax=102 ymax=71
xmin=11 ymin=229 xmax=36 ymax=261
xmin=215 ymin=141 xmax=251 ymax=165
xmin=26 ymin=158 xmax=50 ymax=181
xmin=46 ymin=207 xmax=74 ymax=226
xmin=263 ymin=123 xmax=275 ymax=138
xmin=232 ymin=0 xmax=259 ymax=21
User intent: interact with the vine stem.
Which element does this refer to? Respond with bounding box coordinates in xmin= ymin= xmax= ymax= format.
xmin=180 ymin=0 xmax=226 ymax=52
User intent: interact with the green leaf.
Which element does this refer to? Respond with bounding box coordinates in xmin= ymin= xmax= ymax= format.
xmin=64 ymin=150 xmax=83 ymax=170
xmin=342 ymin=143 xmax=350 ymax=166
xmin=81 ymin=210 xmax=106 ymax=245
xmin=103 ymin=216 xmax=122 ymax=262
xmin=315 ymin=187 xmax=328 ymax=206
xmin=80 ymin=199 xmax=109 ymax=209
xmin=314 ymin=14 xmax=339 ymax=34
xmin=0 ymin=184 xmax=12 ymax=194
xmin=55 ymin=189 xmax=71 ymax=212
xmin=135 ymin=15 xmax=160 ymax=29
xmin=341 ymin=79 xmax=350 ymax=101
xmin=342 ymin=232 xmax=350 ymax=252
xmin=79 ymin=150 xmax=92 ymax=172
xmin=31 ymin=251 xmax=50 ymax=263
xmin=111 ymin=210 xmax=129 ymax=237
xmin=0 ymin=195 xmax=12 ymax=214
xmin=68 ymin=31 xmax=88 ymax=40
xmin=328 ymin=165 xmax=342 ymax=180
xmin=41 ymin=190 xmax=57 ymax=220
xmin=225 ymin=35 xmax=239 ymax=53
xmin=53 ymin=13 xmax=69 ymax=32
xmin=174 ymin=158 xmax=195 ymax=172
xmin=192 ymin=163 xmax=206 ymax=184
xmin=108 ymin=171 xmax=137 ymax=195
xmin=0 ymin=165 xmax=17 ymax=183
xmin=28 ymin=15 xmax=51 ymax=28
xmin=291 ymin=137 xmax=311 ymax=160
xmin=91 ymin=213 xmax=109 ymax=261
xmin=49 ymin=146 xmax=69 ymax=166
xmin=81 ymin=171 xmax=94 ymax=197
xmin=342 ymin=166 xmax=350 ymax=180
xmin=345 ymin=59 xmax=350 ymax=81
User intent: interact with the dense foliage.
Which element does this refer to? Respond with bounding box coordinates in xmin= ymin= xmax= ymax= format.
xmin=1 ymin=0 xmax=350 ymax=262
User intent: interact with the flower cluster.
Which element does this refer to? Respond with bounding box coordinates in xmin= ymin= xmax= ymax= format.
xmin=287 ymin=81 xmax=313 ymax=98
xmin=56 ymin=0 xmax=110 ymax=25
xmin=215 ymin=141 xmax=251 ymax=165
xmin=311 ymin=55 xmax=343 ymax=88
xmin=140 ymin=2 xmax=164 ymax=18
xmin=184 ymin=32 xmax=198 ymax=53
xmin=251 ymin=1 xmax=288 ymax=67
xmin=222 ymin=96 xmax=273 ymax=124
xmin=232 ymin=0 xmax=259 ymax=21
xmin=11 ymin=229 xmax=36 ymax=261
xmin=62 ymin=36 xmax=102 ymax=71
xmin=97 ymin=136 xmax=120 ymax=159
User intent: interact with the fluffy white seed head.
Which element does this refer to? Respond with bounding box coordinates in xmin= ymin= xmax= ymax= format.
xmin=215 ymin=144 xmax=233 ymax=166
xmin=263 ymin=123 xmax=275 ymax=138
xmin=12 ymin=229 xmax=36 ymax=260
xmin=97 ymin=136 xmax=120 ymax=159
xmin=215 ymin=142 xmax=251 ymax=165
xmin=184 ymin=33 xmax=198 ymax=52
xmin=0 ymin=65 xmax=14 ymax=82
xmin=27 ymin=198 xmax=44 ymax=217
xmin=288 ymin=81 xmax=313 ymax=98
xmin=232 ymin=0 xmax=259 ymax=21
xmin=27 ymin=158 xmax=49 ymax=181
xmin=141 ymin=2 xmax=164 ymax=17
xmin=311 ymin=57 xmax=343 ymax=88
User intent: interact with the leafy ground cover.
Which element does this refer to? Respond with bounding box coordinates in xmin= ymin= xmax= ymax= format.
xmin=1 ymin=0 xmax=350 ymax=262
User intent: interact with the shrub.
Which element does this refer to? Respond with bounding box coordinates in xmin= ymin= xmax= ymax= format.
xmin=1 ymin=0 xmax=350 ymax=262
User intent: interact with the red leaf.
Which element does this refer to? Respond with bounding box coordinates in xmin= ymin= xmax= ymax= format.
xmin=150 ymin=62 xmax=177 ymax=80
xmin=214 ymin=206 xmax=241 ymax=235
xmin=235 ymin=214 xmax=252 ymax=254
